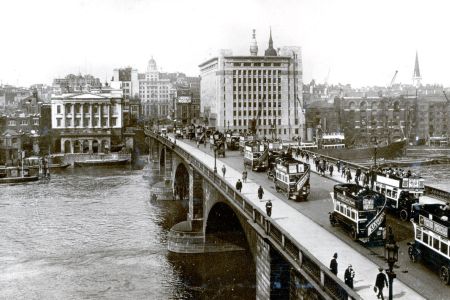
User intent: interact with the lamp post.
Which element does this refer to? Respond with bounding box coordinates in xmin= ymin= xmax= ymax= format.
xmin=384 ymin=226 xmax=399 ymax=300
xmin=374 ymin=139 xmax=378 ymax=166
xmin=213 ymin=131 xmax=220 ymax=173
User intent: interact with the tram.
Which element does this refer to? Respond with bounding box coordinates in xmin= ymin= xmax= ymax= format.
xmin=274 ymin=155 xmax=310 ymax=201
xmin=374 ymin=169 xmax=425 ymax=221
xmin=329 ymin=184 xmax=387 ymax=243
xmin=408 ymin=203 xmax=450 ymax=284
xmin=243 ymin=141 xmax=268 ymax=171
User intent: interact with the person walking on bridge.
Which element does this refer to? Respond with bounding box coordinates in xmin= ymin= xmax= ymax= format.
xmin=258 ymin=185 xmax=264 ymax=200
xmin=329 ymin=253 xmax=338 ymax=275
xmin=242 ymin=169 xmax=248 ymax=183
xmin=344 ymin=264 xmax=355 ymax=289
xmin=235 ymin=179 xmax=242 ymax=192
xmin=375 ymin=267 xmax=388 ymax=300
xmin=265 ymin=200 xmax=272 ymax=217
xmin=221 ymin=164 xmax=226 ymax=177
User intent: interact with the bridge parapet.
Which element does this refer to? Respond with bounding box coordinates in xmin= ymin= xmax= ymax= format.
xmin=146 ymin=130 xmax=361 ymax=300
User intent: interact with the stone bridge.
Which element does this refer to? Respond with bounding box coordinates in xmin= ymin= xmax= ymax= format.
xmin=145 ymin=130 xmax=359 ymax=300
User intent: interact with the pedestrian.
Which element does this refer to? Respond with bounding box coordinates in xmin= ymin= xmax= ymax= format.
xmin=346 ymin=169 xmax=352 ymax=183
xmin=235 ymin=179 xmax=243 ymax=192
xmin=258 ymin=185 xmax=264 ymax=200
xmin=344 ymin=264 xmax=355 ymax=289
xmin=329 ymin=253 xmax=338 ymax=275
xmin=265 ymin=199 xmax=272 ymax=217
xmin=329 ymin=164 xmax=334 ymax=176
xmin=375 ymin=267 xmax=388 ymax=300
xmin=242 ymin=169 xmax=248 ymax=183
xmin=337 ymin=160 xmax=341 ymax=173
xmin=356 ymin=168 xmax=361 ymax=182
xmin=197 ymin=140 xmax=200 ymax=148
xmin=222 ymin=164 xmax=226 ymax=177
xmin=341 ymin=166 xmax=346 ymax=178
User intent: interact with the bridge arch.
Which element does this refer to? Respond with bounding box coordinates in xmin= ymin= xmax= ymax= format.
xmin=173 ymin=162 xmax=189 ymax=202
xmin=205 ymin=202 xmax=248 ymax=248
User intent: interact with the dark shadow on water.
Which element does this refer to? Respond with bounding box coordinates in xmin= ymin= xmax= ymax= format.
xmin=167 ymin=250 xmax=256 ymax=300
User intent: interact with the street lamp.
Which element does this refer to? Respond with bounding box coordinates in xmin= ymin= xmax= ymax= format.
xmin=374 ymin=139 xmax=378 ymax=166
xmin=384 ymin=226 xmax=399 ymax=300
xmin=213 ymin=131 xmax=220 ymax=173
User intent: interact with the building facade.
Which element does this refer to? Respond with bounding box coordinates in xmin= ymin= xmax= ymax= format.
xmin=111 ymin=67 xmax=140 ymax=126
xmin=138 ymin=58 xmax=172 ymax=120
xmin=199 ymin=30 xmax=304 ymax=140
xmin=51 ymin=87 xmax=124 ymax=154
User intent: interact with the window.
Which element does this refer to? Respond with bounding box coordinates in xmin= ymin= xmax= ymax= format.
xmin=423 ymin=232 xmax=429 ymax=244
xmin=433 ymin=237 xmax=440 ymax=250
xmin=441 ymin=242 xmax=448 ymax=256
xmin=57 ymin=119 xmax=61 ymax=127
xmin=57 ymin=105 xmax=61 ymax=114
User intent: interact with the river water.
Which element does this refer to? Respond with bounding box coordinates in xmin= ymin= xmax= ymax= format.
xmin=0 ymin=167 xmax=255 ymax=299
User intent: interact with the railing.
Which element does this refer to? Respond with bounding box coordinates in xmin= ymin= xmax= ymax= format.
xmin=145 ymin=129 xmax=361 ymax=300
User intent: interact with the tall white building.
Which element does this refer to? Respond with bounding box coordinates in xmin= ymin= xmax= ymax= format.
xmin=199 ymin=29 xmax=304 ymax=140
xmin=138 ymin=58 xmax=172 ymax=120
xmin=51 ymin=87 xmax=124 ymax=154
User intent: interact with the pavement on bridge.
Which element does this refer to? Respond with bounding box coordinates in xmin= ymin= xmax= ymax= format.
xmin=170 ymin=136 xmax=424 ymax=300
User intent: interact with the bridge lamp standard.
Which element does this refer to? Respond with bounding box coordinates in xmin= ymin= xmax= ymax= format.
xmin=384 ymin=226 xmax=399 ymax=300
xmin=213 ymin=131 xmax=220 ymax=173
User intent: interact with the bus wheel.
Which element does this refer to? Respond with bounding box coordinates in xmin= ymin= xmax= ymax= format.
xmin=275 ymin=186 xmax=280 ymax=192
xmin=399 ymin=209 xmax=409 ymax=221
xmin=440 ymin=266 xmax=450 ymax=285
xmin=350 ymin=227 xmax=357 ymax=241
xmin=329 ymin=214 xmax=338 ymax=227
xmin=408 ymin=246 xmax=418 ymax=263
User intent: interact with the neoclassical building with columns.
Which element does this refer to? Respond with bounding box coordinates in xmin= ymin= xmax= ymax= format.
xmin=51 ymin=88 xmax=124 ymax=154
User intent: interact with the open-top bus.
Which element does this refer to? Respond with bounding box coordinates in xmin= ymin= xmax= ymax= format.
xmin=243 ymin=141 xmax=268 ymax=171
xmin=329 ymin=184 xmax=387 ymax=244
xmin=408 ymin=203 xmax=450 ymax=284
xmin=274 ymin=155 xmax=310 ymax=201
xmin=374 ymin=169 xmax=424 ymax=221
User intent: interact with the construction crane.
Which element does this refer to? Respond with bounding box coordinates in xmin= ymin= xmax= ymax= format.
xmin=249 ymin=95 xmax=265 ymax=136
xmin=389 ymin=70 xmax=398 ymax=89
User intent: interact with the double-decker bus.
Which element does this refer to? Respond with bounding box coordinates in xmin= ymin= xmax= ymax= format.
xmin=267 ymin=142 xmax=284 ymax=181
xmin=408 ymin=203 xmax=450 ymax=284
xmin=243 ymin=141 xmax=268 ymax=171
xmin=374 ymin=169 xmax=425 ymax=221
xmin=329 ymin=184 xmax=387 ymax=243
xmin=274 ymin=155 xmax=310 ymax=201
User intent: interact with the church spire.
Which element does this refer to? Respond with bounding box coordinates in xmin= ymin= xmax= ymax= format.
xmin=249 ymin=29 xmax=258 ymax=56
xmin=413 ymin=51 xmax=422 ymax=87
xmin=264 ymin=27 xmax=277 ymax=56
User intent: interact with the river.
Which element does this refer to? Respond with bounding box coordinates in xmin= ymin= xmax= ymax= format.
xmin=0 ymin=167 xmax=255 ymax=299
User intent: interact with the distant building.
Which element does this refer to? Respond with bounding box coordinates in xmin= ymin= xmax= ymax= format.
xmin=199 ymin=29 xmax=304 ymax=140
xmin=111 ymin=67 xmax=140 ymax=126
xmin=173 ymin=76 xmax=201 ymax=126
xmin=51 ymin=87 xmax=124 ymax=153
xmin=52 ymin=74 xmax=102 ymax=94
xmin=138 ymin=58 xmax=172 ymax=120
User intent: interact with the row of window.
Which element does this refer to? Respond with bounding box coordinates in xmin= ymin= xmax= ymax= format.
xmin=233 ymin=77 xmax=281 ymax=83
xmin=233 ymin=86 xmax=280 ymax=92
xmin=233 ymin=110 xmax=281 ymax=118
xmin=336 ymin=201 xmax=357 ymax=221
xmin=56 ymin=105 xmax=118 ymax=114
xmin=55 ymin=118 xmax=117 ymax=127
xmin=232 ymin=127 xmax=294 ymax=135
xmin=416 ymin=227 xmax=449 ymax=258
xmin=233 ymin=101 xmax=281 ymax=107
xmin=232 ymin=64 xmax=281 ymax=69
xmin=8 ymin=120 xmax=39 ymax=126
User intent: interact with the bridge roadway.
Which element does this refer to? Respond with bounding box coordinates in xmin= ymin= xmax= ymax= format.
xmin=168 ymin=135 xmax=423 ymax=300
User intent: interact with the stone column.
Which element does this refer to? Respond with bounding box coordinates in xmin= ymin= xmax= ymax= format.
xmin=70 ymin=139 xmax=74 ymax=154
xmin=89 ymin=104 xmax=93 ymax=128
xmin=99 ymin=103 xmax=103 ymax=128
xmin=80 ymin=103 xmax=84 ymax=128
xmin=108 ymin=103 xmax=112 ymax=128
xmin=164 ymin=148 xmax=172 ymax=184
xmin=62 ymin=103 xmax=66 ymax=129
xmin=189 ymin=166 xmax=204 ymax=222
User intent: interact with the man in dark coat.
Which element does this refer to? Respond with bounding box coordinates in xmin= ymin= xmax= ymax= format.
xmin=265 ymin=200 xmax=272 ymax=217
xmin=258 ymin=185 xmax=264 ymax=200
xmin=344 ymin=264 xmax=355 ymax=289
xmin=329 ymin=253 xmax=338 ymax=275
xmin=375 ymin=267 xmax=388 ymax=299
xmin=236 ymin=179 xmax=243 ymax=192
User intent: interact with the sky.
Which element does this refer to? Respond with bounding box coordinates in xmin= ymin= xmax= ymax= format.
xmin=2 ymin=0 xmax=450 ymax=88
